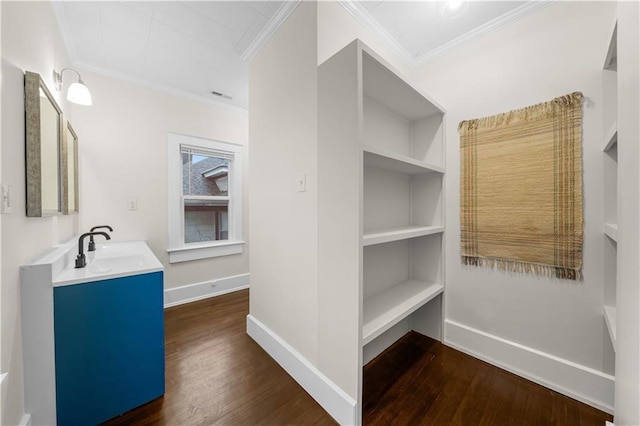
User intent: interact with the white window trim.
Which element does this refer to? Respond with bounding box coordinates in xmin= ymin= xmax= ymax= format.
xmin=167 ymin=132 xmax=243 ymax=263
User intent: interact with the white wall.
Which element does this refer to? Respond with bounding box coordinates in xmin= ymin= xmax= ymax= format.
xmin=248 ymin=1 xmax=319 ymax=364
xmin=411 ymin=0 xmax=615 ymax=378
xmin=1 ymin=2 xmax=79 ymax=424
xmin=614 ymin=1 xmax=640 ymax=423
xmin=70 ymin=71 xmax=249 ymax=291
xmin=248 ymin=0 xmax=411 ymax=396
xmin=2 ymin=2 xmax=250 ymax=424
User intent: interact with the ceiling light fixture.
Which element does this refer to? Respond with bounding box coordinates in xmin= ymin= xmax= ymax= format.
xmin=53 ymin=68 xmax=93 ymax=106
xmin=440 ymin=0 xmax=468 ymax=19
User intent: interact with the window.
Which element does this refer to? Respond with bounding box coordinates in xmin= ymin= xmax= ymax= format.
xmin=168 ymin=133 xmax=243 ymax=263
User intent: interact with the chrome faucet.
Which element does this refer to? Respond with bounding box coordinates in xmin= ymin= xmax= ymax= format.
xmin=76 ymin=232 xmax=111 ymax=268
xmin=88 ymin=225 xmax=113 ymax=251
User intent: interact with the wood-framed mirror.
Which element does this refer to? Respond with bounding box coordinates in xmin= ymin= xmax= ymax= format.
xmin=62 ymin=120 xmax=79 ymax=214
xmin=25 ymin=71 xmax=64 ymax=217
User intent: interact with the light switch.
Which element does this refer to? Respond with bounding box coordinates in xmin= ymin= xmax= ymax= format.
xmin=297 ymin=173 xmax=306 ymax=192
xmin=1 ymin=184 xmax=12 ymax=214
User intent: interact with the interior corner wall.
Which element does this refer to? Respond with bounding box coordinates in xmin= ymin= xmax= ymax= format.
xmin=1 ymin=2 xmax=79 ymax=424
xmin=248 ymin=1 xmax=319 ymax=364
xmin=69 ymin=71 xmax=249 ymax=292
xmin=411 ymin=0 xmax=616 ymax=387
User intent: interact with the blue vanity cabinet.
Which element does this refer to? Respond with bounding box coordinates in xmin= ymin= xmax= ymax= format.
xmin=53 ymin=271 xmax=164 ymax=425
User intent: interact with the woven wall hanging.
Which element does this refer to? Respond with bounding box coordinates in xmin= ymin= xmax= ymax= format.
xmin=459 ymin=92 xmax=584 ymax=280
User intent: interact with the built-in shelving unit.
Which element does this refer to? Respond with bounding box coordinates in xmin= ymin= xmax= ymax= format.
xmin=602 ymin=20 xmax=618 ymax=364
xmin=360 ymin=48 xmax=445 ymax=364
xmin=318 ymin=40 xmax=446 ymax=419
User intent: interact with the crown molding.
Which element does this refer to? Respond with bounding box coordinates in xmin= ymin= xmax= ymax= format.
xmin=73 ymin=61 xmax=249 ymax=114
xmin=241 ymin=0 xmax=302 ymax=62
xmin=338 ymin=0 xmax=556 ymax=69
xmin=337 ymin=0 xmax=416 ymax=66
xmin=412 ymin=0 xmax=556 ymax=66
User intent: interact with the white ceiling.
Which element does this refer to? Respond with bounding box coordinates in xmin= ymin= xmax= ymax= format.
xmin=52 ymin=1 xmax=547 ymax=111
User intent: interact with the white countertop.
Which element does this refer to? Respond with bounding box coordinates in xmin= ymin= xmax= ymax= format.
xmin=53 ymin=241 xmax=163 ymax=287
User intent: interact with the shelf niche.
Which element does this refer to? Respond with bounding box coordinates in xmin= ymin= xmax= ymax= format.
xmin=359 ymin=49 xmax=445 ymax=365
xmin=363 ymin=233 xmax=443 ymax=348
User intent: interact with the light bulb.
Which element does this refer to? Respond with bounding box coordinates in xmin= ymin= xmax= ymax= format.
xmin=67 ymin=80 xmax=92 ymax=106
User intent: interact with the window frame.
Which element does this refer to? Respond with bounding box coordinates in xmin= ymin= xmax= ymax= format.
xmin=167 ymin=132 xmax=243 ymax=263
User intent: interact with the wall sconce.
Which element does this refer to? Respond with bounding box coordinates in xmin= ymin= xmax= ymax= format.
xmin=53 ymin=68 xmax=92 ymax=106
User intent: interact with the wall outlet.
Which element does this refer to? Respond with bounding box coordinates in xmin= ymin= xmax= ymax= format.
xmin=297 ymin=173 xmax=306 ymax=192
xmin=127 ymin=198 xmax=138 ymax=211
xmin=1 ymin=184 xmax=12 ymax=214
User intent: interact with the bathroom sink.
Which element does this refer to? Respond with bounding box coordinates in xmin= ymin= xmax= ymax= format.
xmin=88 ymin=255 xmax=146 ymax=274
xmin=93 ymin=242 xmax=138 ymax=257
xmin=53 ymin=241 xmax=163 ymax=286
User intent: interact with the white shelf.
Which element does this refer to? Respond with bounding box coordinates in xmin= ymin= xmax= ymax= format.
xmin=604 ymin=223 xmax=618 ymax=242
xmin=603 ymin=121 xmax=618 ymax=152
xmin=604 ymin=305 xmax=616 ymax=351
xmin=603 ymin=23 xmax=617 ymax=71
xmin=363 ymin=225 xmax=444 ymax=247
xmin=362 ymin=280 xmax=444 ymax=345
xmin=363 ymin=145 xmax=443 ymax=176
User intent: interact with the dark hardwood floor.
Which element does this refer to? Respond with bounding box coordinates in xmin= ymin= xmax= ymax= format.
xmin=105 ymin=290 xmax=612 ymax=425
xmin=363 ymin=332 xmax=613 ymax=426
xmin=104 ymin=289 xmax=334 ymax=425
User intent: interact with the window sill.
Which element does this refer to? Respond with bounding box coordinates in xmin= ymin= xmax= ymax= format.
xmin=167 ymin=241 xmax=244 ymax=263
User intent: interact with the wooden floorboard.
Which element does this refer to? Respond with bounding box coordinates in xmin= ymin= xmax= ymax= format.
xmin=363 ymin=331 xmax=613 ymax=426
xmin=104 ymin=291 xmax=613 ymax=425
xmin=103 ymin=289 xmax=335 ymax=426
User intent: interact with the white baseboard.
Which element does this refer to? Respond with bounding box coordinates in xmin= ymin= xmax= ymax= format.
xmin=163 ymin=273 xmax=249 ymax=308
xmin=246 ymin=315 xmax=357 ymax=425
xmin=19 ymin=414 xmax=32 ymax=426
xmin=445 ymin=319 xmax=615 ymax=414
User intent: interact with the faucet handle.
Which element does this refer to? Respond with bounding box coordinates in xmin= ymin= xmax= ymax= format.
xmin=76 ymin=231 xmax=111 ymax=268
xmin=90 ymin=225 xmax=113 ymax=233
xmin=88 ymin=225 xmax=113 ymax=251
